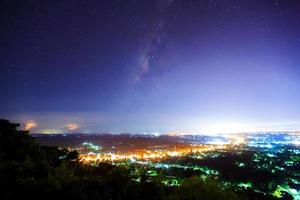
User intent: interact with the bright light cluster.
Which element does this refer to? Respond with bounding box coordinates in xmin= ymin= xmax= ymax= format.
xmin=82 ymin=142 xmax=102 ymax=151
xmin=79 ymin=144 xmax=227 ymax=163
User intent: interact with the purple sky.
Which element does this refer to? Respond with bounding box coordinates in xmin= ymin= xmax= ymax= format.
xmin=1 ymin=0 xmax=300 ymax=133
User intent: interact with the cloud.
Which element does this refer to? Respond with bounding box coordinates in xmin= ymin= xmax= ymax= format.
xmin=66 ymin=123 xmax=79 ymax=131
xmin=3 ymin=112 xmax=108 ymax=133
xmin=24 ymin=121 xmax=37 ymax=131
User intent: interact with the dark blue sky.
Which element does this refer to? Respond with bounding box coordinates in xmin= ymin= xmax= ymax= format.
xmin=1 ymin=0 xmax=300 ymax=133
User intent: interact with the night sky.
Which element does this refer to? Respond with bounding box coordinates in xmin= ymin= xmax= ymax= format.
xmin=1 ymin=0 xmax=300 ymax=134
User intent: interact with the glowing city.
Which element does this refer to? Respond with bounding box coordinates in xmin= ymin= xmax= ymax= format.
xmin=33 ymin=132 xmax=300 ymax=199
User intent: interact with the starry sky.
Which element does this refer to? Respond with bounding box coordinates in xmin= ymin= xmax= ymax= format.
xmin=1 ymin=0 xmax=300 ymax=134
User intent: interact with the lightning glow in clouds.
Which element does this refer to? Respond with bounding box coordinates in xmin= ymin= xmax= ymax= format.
xmin=24 ymin=121 xmax=37 ymax=131
xmin=67 ymin=123 xmax=79 ymax=131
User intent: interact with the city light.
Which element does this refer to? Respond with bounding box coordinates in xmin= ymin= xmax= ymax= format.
xmin=79 ymin=144 xmax=227 ymax=163
xmin=75 ymin=132 xmax=300 ymax=199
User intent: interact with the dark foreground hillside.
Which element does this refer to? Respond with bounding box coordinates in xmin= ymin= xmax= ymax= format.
xmin=0 ymin=119 xmax=278 ymax=200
